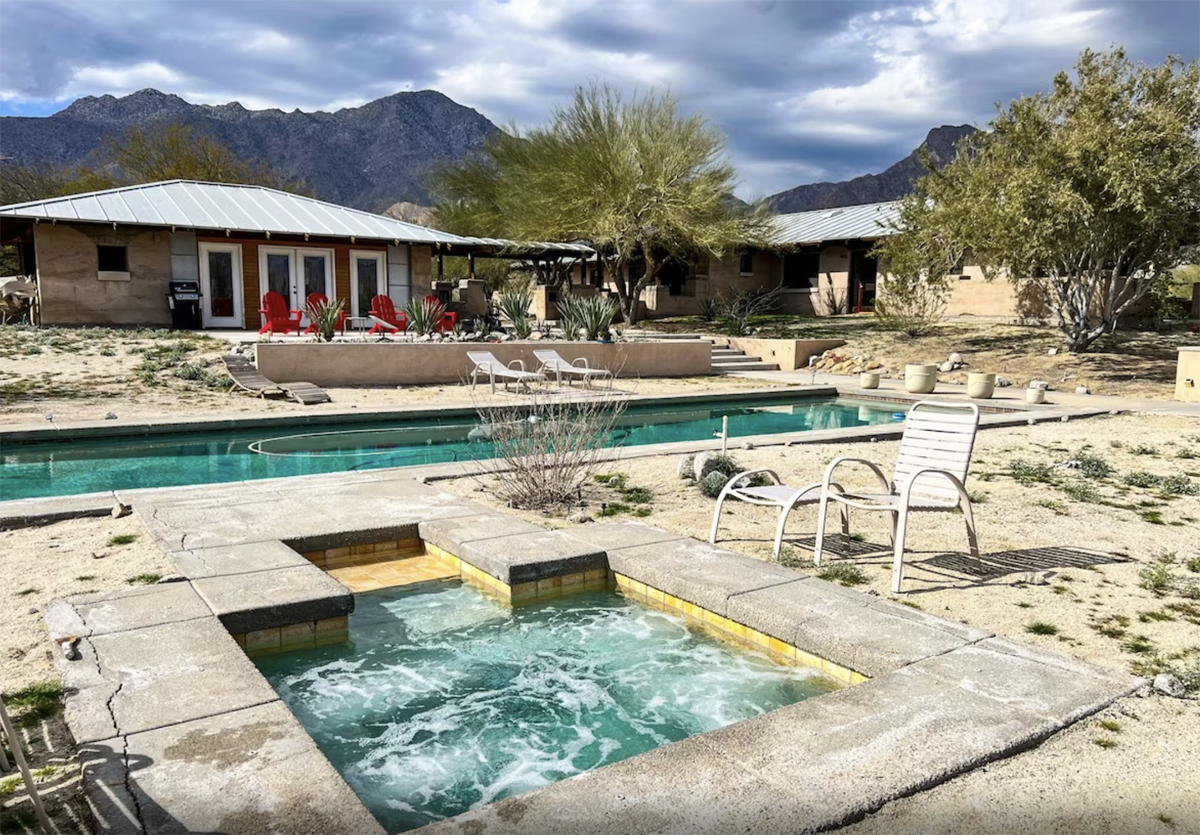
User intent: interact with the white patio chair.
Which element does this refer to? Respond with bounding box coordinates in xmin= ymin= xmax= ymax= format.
xmin=813 ymin=401 xmax=981 ymax=593
xmin=710 ymin=471 xmax=850 ymax=559
xmin=467 ymin=350 xmax=545 ymax=393
xmin=533 ymin=349 xmax=613 ymax=387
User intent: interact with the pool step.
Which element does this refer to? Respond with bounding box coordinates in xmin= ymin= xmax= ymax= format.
xmin=305 ymin=539 xmax=459 ymax=593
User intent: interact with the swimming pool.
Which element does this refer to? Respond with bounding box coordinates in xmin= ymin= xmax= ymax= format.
xmin=255 ymin=582 xmax=836 ymax=832
xmin=0 ymin=395 xmax=906 ymax=500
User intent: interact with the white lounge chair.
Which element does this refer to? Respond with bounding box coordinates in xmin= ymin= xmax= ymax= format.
xmin=467 ymin=351 xmax=545 ymax=393
xmin=814 ymin=401 xmax=981 ymax=593
xmin=533 ymin=349 xmax=613 ymax=387
xmin=709 ymin=471 xmax=850 ymax=559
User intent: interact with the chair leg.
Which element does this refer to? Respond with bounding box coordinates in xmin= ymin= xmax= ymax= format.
xmin=709 ymin=491 xmax=728 ymax=545
xmin=962 ymin=497 xmax=981 ymax=565
xmin=773 ymin=504 xmax=791 ymax=558
xmin=887 ymin=510 xmax=898 ymax=547
xmin=813 ymin=493 xmax=831 ymax=567
xmin=891 ymin=507 xmax=911 ymax=594
xmin=840 ymin=503 xmax=850 ymax=536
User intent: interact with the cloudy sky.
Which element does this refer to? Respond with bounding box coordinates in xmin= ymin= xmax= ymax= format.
xmin=1 ymin=0 xmax=1196 ymax=197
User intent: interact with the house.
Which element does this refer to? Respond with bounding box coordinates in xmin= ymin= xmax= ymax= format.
xmin=0 ymin=180 xmax=589 ymax=329
xmin=569 ymin=199 xmax=1033 ymax=320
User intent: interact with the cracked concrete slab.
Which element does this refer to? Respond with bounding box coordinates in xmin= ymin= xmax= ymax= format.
xmin=45 ymin=583 xmax=213 ymax=640
xmin=726 ymin=579 xmax=992 ymax=677
xmin=455 ymin=530 xmax=608 ymax=584
xmin=166 ymin=540 xmax=313 ymax=579
xmin=83 ymin=702 xmax=384 ymax=835
xmin=607 ymin=538 xmax=803 ymax=616
xmin=191 ymin=566 xmax=353 ymax=634
xmin=62 ymin=617 xmax=278 ymax=743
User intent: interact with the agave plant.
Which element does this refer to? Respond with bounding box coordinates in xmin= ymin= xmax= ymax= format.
xmin=304 ymin=298 xmax=345 ymax=343
xmin=559 ymin=294 xmax=618 ymax=341
xmin=497 ymin=285 xmax=535 ymax=339
xmin=403 ymin=296 xmax=446 ymax=337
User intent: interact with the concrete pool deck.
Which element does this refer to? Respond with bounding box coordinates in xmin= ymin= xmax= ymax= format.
xmin=37 ymin=474 xmax=1139 ymax=834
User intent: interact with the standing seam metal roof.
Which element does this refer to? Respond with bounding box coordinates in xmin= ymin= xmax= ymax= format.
xmin=768 ymin=200 xmax=901 ymax=245
xmin=0 ymin=180 xmax=593 ymax=254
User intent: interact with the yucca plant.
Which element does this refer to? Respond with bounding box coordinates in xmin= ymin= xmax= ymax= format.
xmin=497 ymin=286 xmax=535 ymax=339
xmin=304 ymin=298 xmax=345 ymax=343
xmin=403 ymin=296 xmax=446 ymax=337
xmin=558 ymin=294 xmax=617 ymax=341
xmin=698 ymin=296 xmax=720 ymax=322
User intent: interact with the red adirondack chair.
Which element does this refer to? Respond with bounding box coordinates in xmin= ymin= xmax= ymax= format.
xmin=258 ymin=291 xmax=303 ymax=335
xmin=303 ymin=292 xmax=346 ymax=335
xmin=368 ymin=294 xmax=407 ymax=334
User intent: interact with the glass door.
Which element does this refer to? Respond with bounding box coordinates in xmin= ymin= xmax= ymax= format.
xmin=198 ymin=243 xmax=243 ymax=328
xmin=350 ymin=250 xmax=387 ymax=319
xmin=260 ymin=247 xmax=334 ymax=327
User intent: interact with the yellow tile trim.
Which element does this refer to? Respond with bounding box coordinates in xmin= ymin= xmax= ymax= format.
xmin=611 ymin=573 xmax=865 ymax=685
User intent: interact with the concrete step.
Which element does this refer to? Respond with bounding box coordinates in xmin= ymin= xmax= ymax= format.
xmin=623 ymin=331 xmax=705 ymax=340
xmin=713 ymin=361 xmax=779 ymax=372
xmin=712 ymin=354 xmax=767 ymax=363
xmin=710 ymin=349 xmax=745 ymax=358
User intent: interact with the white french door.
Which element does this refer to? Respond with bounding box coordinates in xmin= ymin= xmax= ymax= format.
xmin=259 ymin=246 xmax=335 ymax=327
xmin=198 ymin=243 xmax=244 ymax=328
xmin=349 ymin=250 xmax=388 ymax=319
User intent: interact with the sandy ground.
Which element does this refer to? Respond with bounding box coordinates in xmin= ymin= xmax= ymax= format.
xmin=442 ymin=412 xmax=1200 ymax=834
xmin=0 ymin=515 xmax=172 ymax=692
xmin=0 ymin=325 xmax=772 ymax=426
xmin=647 ymin=317 xmax=1200 ymax=400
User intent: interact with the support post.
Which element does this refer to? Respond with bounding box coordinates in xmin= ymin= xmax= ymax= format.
xmin=437 ymin=253 xmax=444 ymax=280
xmin=468 ymin=253 xmax=475 ymax=281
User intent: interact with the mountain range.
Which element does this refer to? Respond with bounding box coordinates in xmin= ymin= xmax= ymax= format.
xmin=763 ymin=124 xmax=976 ymax=213
xmin=0 ymin=88 xmax=974 ymax=215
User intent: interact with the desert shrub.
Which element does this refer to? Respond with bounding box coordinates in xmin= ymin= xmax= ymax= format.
xmin=497 ymin=285 xmax=535 ymax=339
xmin=1008 ymin=459 xmax=1056 ymax=485
xmin=717 ymin=286 xmax=782 ymax=335
xmin=1124 ymin=471 xmax=1162 ymax=489
xmin=699 ymin=471 xmax=730 ymax=498
xmin=1074 ymin=450 xmax=1114 ymax=479
xmin=403 ymin=296 xmax=446 ymax=337
xmin=821 ymin=276 xmax=848 ymax=315
xmin=698 ymin=297 xmax=720 ymax=322
xmin=816 ymin=561 xmax=868 ymax=586
xmin=874 ymin=274 xmax=948 ymax=337
xmin=558 ymin=294 xmax=617 ymax=341
xmin=697 ymin=456 xmax=770 ymax=498
xmin=1061 ymin=479 xmax=1100 ymax=503
xmin=471 ymin=394 xmax=627 ymax=510
xmin=1025 ymin=621 xmax=1059 ymax=636
xmin=304 ymin=297 xmax=345 ymax=343
xmin=1138 ymin=553 xmax=1177 ymax=597
xmin=1159 ymin=474 xmax=1199 ymax=496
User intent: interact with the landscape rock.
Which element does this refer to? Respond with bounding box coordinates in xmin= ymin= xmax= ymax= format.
xmin=111 ymin=502 xmax=132 ymax=519
xmin=740 ymin=442 xmax=755 ymax=451
xmin=1075 ymin=386 xmax=1090 ymax=395
xmin=996 ymin=376 xmax=1012 ymax=387
xmin=677 ymin=454 xmax=696 ymax=480
xmin=701 ymin=471 xmax=729 ymax=497
xmin=567 ymin=511 xmax=594 ymax=524
xmin=948 ymin=352 xmax=964 ymax=364
xmin=694 ymin=451 xmax=720 ymax=481
xmin=1029 ymin=379 xmax=1050 ymax=390
xmin=938 ymin=361 xmax=955 ymax=373
xmin=1153 ymin=673 xmax=1187 ymax=699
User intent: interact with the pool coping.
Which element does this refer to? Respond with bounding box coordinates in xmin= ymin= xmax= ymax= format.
xmin=0 ymin=388 xmax=1106 ymax=529
xmin=41 ymin=477 xmax=1140 ymax=834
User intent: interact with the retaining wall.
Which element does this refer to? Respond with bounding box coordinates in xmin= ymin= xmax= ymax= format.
xmin=726 ymin=337 xmax=846 ymax=371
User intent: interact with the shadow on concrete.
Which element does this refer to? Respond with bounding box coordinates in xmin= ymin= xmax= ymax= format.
xmin=77 ymin=738 xmax=181 ymax=835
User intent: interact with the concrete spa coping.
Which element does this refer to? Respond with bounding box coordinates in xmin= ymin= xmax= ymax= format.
xmin=42 ymin=478 xmax=1140 ymax=835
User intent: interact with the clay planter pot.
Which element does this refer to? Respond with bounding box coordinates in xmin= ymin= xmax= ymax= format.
xmin=1026 ymin=387 xmax=1046 ymax=404
xmin=904 ymin=364 xmax=938 ymax=394
xmin=967 ymin=372 xmax=996 ymax=399
xmin=859 ymin=372 xmax=881 ymax=389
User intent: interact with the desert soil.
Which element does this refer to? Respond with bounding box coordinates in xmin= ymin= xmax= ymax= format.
xmin=0 ymin=325 xmax=770 ymax=427
xmin=442 ymin=411 xmax=1200 ymax=834
xmin=645 ymin=317 xmax=1200 ymax=400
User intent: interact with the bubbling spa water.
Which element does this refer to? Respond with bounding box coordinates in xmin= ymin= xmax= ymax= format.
xmin=255 ymin=583 xmax=836 ymax=832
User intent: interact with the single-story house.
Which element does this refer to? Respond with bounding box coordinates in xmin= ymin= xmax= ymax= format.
xmin=0 ymin=180 xmax=590 ymax=329
xmin=570 ymin=200 xmax=1037 ymax=320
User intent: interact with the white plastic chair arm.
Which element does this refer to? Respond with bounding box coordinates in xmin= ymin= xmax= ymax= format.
xmin=572 ymin=358 xmax=591 ymax=368
xmin=507 ymin=359 xmax=527 ymax=372
xmin=821 ymin=457 xmax=892 ymax=494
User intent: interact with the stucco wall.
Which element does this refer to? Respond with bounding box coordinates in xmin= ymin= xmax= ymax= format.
xmin=725 ymin=337 xmax=847 ymax=371
xmin=255 ymin=340 xmax=713 ymax=386
xmin=411 ymin=245 xmax=434 ymax=299
xmin=1176 ymin=347 xmax=1200 ymax=403
xmin=36 ymin=223 xmax=172 ymax=325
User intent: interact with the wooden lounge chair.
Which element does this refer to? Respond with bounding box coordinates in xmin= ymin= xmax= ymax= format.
xmin=368 ymin=294 xmax=407 ymax=335
xmin=222 ymin=355 xmax=331 ymax=405
xmin=468 ymin=350 xmax=544 ymax=393
xmin=813 ymin=401 xmax=980 ymax=592
xmin=303 ymin=292 xmax=346 ymax=335
xmin=258 ymin=291 xmax=303 ymax=335
xmin=534 ymin=349 xmax=613 ymax=387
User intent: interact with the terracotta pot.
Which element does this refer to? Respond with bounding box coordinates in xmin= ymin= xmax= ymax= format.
xmin=859 ymin=372 xmax=880 ymax=390
xmin=967 ymin=372 xmax=996 ymax=399
xmin=904 ymin=364 xmax=938 ymax=394
xmin=1026 ymin=387 xmax=1046 ymax=404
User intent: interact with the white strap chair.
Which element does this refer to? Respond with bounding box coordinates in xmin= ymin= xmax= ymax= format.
xmin=710 ymin=472 xmax=849 ymax=558
xmin=533 ymin=349 xmax=613 ymax=387
xmin=467 ymin=351 xmax=545 ymax=393
xmin=814 ymin=401 xmax=981 ymax=592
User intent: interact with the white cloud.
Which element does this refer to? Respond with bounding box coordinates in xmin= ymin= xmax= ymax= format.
xmin=68 ymin=60 xmax=185 ymax=96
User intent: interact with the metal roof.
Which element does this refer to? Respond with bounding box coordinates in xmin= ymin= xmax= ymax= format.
xmin=0 ymin=180 xmax=591 ymax=254
xmin=768 ymin=200 xmax=901 ymax=246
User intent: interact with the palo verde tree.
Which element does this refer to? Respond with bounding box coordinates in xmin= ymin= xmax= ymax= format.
xmin=430 ymin=84 xmax=770 ymax=324
xmin=872 ymin=194 xmax=958 ymax=337
xmin=897 ymin=48 xmax=1200 ymax=352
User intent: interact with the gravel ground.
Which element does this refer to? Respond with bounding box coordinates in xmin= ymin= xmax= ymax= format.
xmin=444 ymin=411 xmax=1200 ymax=834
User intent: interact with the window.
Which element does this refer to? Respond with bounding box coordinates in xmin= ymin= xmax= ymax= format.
xmin=739 ymin=253 xmax=754 ymax=275
xmin=783 ymin=249 xmax=820 ymax=289
xmin=97 ymin=245 xmax=127 ymax=272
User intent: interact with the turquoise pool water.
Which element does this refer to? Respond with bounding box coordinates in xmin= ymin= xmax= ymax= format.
xmin=1 ymin=395 xmax=905 ymax=500
xmin=255 ymin=583 xmax=836 ymax=832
